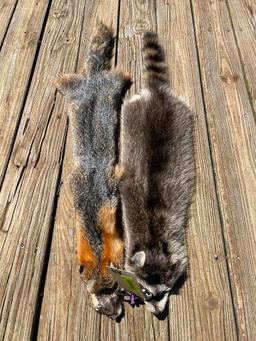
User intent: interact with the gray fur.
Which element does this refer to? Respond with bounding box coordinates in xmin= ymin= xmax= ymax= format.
xmin=65 ymin=71 xmax=126 ymax=259
xmin=56 ymin=23 xmax=130 ymax=320
xmin=120 ymin=31 xmax=195 ymax=316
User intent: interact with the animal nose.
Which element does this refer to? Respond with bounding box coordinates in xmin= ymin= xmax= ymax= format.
xmin=110 ymin=313 xmax=123 ymax=323
xmin=110 ymin=307 xmax=124 ymax=323
xmin=153 ymin=309 xmax=168 ymax=320
xmin=95 ymin=304 xmax=102 ymax=312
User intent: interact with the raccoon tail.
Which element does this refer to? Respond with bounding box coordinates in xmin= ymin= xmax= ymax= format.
xmin=87 ymin=22 xmax=115 ymax=72
xmin=142 ymin=31 xmax=169 ymax=87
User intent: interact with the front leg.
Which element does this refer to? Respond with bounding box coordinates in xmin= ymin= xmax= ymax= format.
xmin=97 ymin=200 xmax=124 ymax=280
xmin=76 ymin=217 xmax=97 ymax=281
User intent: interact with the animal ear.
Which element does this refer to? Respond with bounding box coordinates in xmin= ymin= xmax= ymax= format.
xmin=55 ymin=74 xmax=84 ymax=102
xmin=132 ymin=251 xmax=146 ymax=268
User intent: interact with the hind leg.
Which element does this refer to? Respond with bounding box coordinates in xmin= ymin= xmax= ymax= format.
xmin=100 ymin=233 xmax=124 ymax=282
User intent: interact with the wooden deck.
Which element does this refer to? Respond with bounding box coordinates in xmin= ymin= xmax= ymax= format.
xmin=0 ymin=0 xmax=256 ymax=340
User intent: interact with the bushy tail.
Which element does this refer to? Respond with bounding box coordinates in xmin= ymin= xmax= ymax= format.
xmin=142 ymin=31 xmax=169 ymax=87
xmin=87 ymin=22 xmax=115 ymax=72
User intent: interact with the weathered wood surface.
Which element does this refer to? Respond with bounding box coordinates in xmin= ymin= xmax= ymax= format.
xmin=0 ymin=0 xmax=256 ymax=340
xmin=227 ymin=0 xmax=256 ymax=114
xmin=191 ymin=0 xmax=256 ymax=339
xmin=0 ymin=0 xmax=50 ymax=188
xmin=0 ymin=0 xmax=18 ymax=46
xmin=0 ymin=0 xmax=85 ymax=339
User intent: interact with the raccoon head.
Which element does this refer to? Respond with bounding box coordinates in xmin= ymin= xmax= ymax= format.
xmin=128 ymin=248 xmax=187 ymax=318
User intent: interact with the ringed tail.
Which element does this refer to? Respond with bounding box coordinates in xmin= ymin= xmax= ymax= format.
xmin=87 ymin=22 xmax=115 ymax=72
xmin=142 ymin=31 xmax=169 ymax=87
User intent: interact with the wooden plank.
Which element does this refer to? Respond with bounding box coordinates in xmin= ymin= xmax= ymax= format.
xmin=191 ymin=0 xmax=256 ymax=339
xmin=227 ymin=0 xmax=256 ymax=113
xmin=0 ymin=0 xmax=87 ymax=339
xmin=0 ymin=0 xmax=18 ymax=47
xmin=155 ymin=1 xmax=238 ymax=340
xmin=116 ymin=1 xmax=170 ymax=340
xmin=38 ymin=1 xmax=122 ymax=340
xmin=0 ymin=0 xmax=50 ymax=188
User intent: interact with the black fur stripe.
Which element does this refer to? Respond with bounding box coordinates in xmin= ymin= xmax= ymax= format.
xmin=144 ymin=52 xmax=165 ymax=63
xmin=148 ymin=74 xmax=167 ymax=83
xmin=143 ymin=40 xmax=162 ymax=52
xmin=143 ymin=31 xmax=168 ymax=85
xmin=145 ymin=64 xmax=166 ymax=74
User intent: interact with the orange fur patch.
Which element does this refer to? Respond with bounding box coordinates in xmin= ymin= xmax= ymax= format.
xmin=76 ymin=205 xmax=124 ymax=282
xmin=98 ymin=203 xmax=116 ymax=235
xmin=55 ymin=74 xmax=83 ymax=93
xmin=114 ymin=164 xmax=124 ymax=181
xmin=98 ymin=203 xmax=124 ymax=276
xmin=100 ymin=233 xmax=124 ymax=277
xmin=76 ymin=214 xmax=97 ymax=279
xmin=113 ymin=69 xmax=131 ymax=82
xmin=77 ymin=228 xmax=96 ymax=265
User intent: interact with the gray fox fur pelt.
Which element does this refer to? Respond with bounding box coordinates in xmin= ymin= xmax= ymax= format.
xmin=56 ymin=22 xmax=130 ymax=321
xmin=119 ymin=32 xmax=195 ymax=317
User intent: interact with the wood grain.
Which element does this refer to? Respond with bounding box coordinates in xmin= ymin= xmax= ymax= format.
xmin=191 ymin=0 xmax=256 ymax=339
xmin=0 ymin=0 xmax=50 ymax=188
xmin=38 ymin=1 xmax=121 ymax=340
xmin=0 ymin=0 xmax=86 ymax=339
xmin=227 ymin=0 xmax=256 ymax=114
xmin=0 ymin=0 xmax=18 ymax=46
